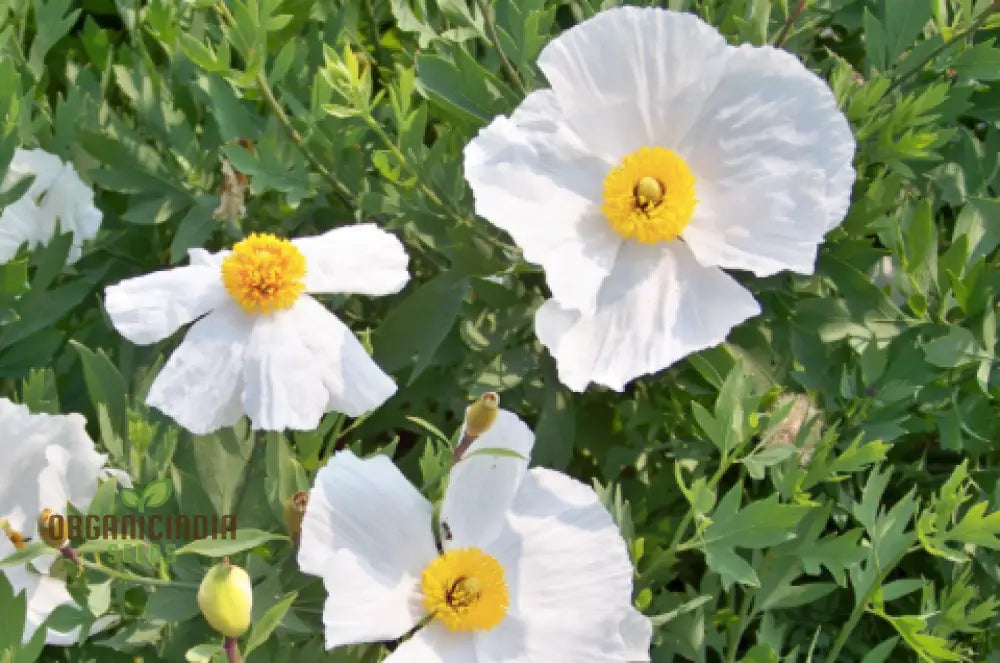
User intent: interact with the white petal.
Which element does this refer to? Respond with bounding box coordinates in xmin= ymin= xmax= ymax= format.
xmin=0 ymin=400 xmax=104 ymax=538
xmin=476 ymin=612 xmax=626 ymax=663
xmin=104 ymin=265 xmax=229 ymax=345
xmin=464 ymin=90 xmax=622 ymax=315
xmin=441 ymin=410 xmax=534 ymax=550
xmin=146 ymin=305 xmax=250 ymax=434
xmin=384 ymin=623 xmax=476 ymax=663
xmin=2 ymin=561 xmax=78 ymax=646
xmin=477 ymin=468 xmax=634 ymax=663
xmin=679 ymin=45 xmax=855 ymax=276
xmin=0 ymin=149 xmax=102 ymax=265
xmin=535 ymin=241 xmax=760 ymax=391
xmin=537 ymin=8 xmax=730 ymax=161
xmin=248 ymin=296 xmax=396 ymax=423
xmin=621 ymin=607 xmax=652 ymax=662
xmin=294 ymin=225 xmax=410 ymax=296
xmin=298 ymin=450 xmax=437 ymax=648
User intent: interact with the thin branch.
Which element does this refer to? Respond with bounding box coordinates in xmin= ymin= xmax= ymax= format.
xmin=475 ymin=0 xmax=528 ymax=96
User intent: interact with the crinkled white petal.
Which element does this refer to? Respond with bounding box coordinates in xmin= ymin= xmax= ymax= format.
xmin=104 ymin=263 xmax=229 ymax=345
xmin=441 ymin=410 xmax=534 ymax=550
xmin=475 ymin=468 xmax=633 ymax=662
xmin=385 ymin=622 xmax=476 ymax=663
xmin=16 ymin=569 xmax=78 ymax=645
xmin=476 ymin=612 xmax=627 ymax=663
xmin=0 ymin=149 xmax=102 ymax=264
xmin=0 ymin=399 xmax=107 ymax=538
xmin=620 ymin=607 xmax=653 ymax=662
xmin=250 ymin=295 xmax=396 ymax=423
xmin=535 ymin=241 xmax=760 ymax=391
xmin=678 ymin=45 xmax=855 ymax=276
xmin=464 ymin=90 xmax=622 ymax=315
xmin=293 ymin=224 xmax=410 ymax=296
xmin=537 ymin=7 xmax=730 ymax=161
xmin=146 ymin=304 xmax=250 ymax=435
xmin=298 ymin=451 xmax=437 ymax=648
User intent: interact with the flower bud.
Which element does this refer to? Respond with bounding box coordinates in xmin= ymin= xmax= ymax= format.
xmin=0 ymin=519 xmax=26 ymax=550
xmin=197 ymin=558 xmax=253 ymax=638
xmin=464 ymin=392 xmax=499 ymax=438
xmin=283 ymin=491 xmax=308 ymax=542
xmin=37 ymin=508 xmax=67 ymax=548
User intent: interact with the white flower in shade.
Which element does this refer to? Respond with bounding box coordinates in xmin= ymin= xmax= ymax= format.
xmin=464 ymin=7 xmax=855 ymax=392
xmin=298 ymin=409 xmax=651 ymax=663
xmin=0 ymin=398 xmax=119 ymax=645
xmin=104 ymin=225 xmax=409 ymax=434
xmin=0 ymin=148 xmax=102 ymax=264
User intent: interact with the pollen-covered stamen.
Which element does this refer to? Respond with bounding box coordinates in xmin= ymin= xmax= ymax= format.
xmin=421 ymin=547 xmax=508 ymax=632
xmin=221 ymin=233 xmax=307 ymax=314
xmin=602 ymin=147 xmax=697 ymax=244
xmin=1 ymin=519 xmax=27 ymax=550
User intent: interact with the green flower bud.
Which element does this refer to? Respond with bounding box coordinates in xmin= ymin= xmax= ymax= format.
xmin=197 ymin=558 xmax=253 ymax=637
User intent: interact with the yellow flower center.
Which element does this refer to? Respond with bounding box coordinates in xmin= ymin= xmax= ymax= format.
xmin=221 ymin=233 xmax=306 ymax=314
xmin=0 ymin=519 xmax=26 ymax=551
xmin=601 ymin=147 xmax=697 ymax=243
xmin=421 ymin=547 xmax=508 ymax=632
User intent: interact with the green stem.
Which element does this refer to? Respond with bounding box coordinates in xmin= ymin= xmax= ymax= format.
xmin=773 ymin=0 xmax=806 ymax=47
xmin=475 ymin=0 xmax=528 ymax=96
xmin=81 ymin=559 xmax=194 ymax=588
xmin=824 ymin=552 xmax=906 ymax=663
xmin=213 ymin=2 xmax=353 ymax=205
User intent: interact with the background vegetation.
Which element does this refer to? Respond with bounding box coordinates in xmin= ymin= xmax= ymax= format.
xmin=0 ymin=0 xmax=999 ymax=661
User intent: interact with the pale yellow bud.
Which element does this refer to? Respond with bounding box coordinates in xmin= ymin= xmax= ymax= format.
xmin=37 ymin=508 xmax=67 ymax=548
xmin=465 ymin=392 xmax=499 ymax=438
xmin=197 ymin=559 xmax=253 ymax=637
xmin=283 ymin=492 xmax=309 ymax=542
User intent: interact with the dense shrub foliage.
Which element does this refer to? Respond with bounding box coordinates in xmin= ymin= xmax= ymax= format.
xmin=0 ymin=0 xmax=998 ymax=662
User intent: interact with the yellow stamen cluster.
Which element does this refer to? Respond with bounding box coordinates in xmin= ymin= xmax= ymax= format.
xmin=601 ymin=147 xmax=697 ymax=243
xmin=421 ymin=547 xmax=509 ymax=632
xmin=221 ymin=233 xmax=306 ymax=314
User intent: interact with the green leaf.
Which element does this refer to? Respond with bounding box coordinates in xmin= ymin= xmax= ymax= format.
xmin=0 ymin=542 xmax=50 ymax=567
xmin=175 ymin=528 xmax=289 ymax=557
xmin=953 ymin=39 xmax=1000 ymax=80
xmin=71 ymin=341 xmax=129 ymax=443
xmin=244 ymin=591 xmax=297 ymax=656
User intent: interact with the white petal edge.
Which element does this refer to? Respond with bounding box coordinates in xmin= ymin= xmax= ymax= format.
xmin=441 ymin=409 xmax=534 ymax=550
xmin=537 ymin=7 xmax=731 ymax=162
xmin=679 ymin=45 xmax=855 ymax=276
xmin=464 ymin=89 xmax=622 ymax=315
xmin=535 ymin=241 xmax=761 ymax=392
xmin=146 ymin=304 xmax=250 ymax=435
xmin=294 ymin=225 xmax=410 ymax=296
xmin=621 ymin=607 xmax=653 ymax=662
xmin=298 ymin=451 xmax=438 ymax=648
xmin=104 ymin=264 xmax=229 ymax=345
xmin=384 ymin=622 xmax=476 ymax=663
xmin=476 ymin=468 xmax=634 ymax=663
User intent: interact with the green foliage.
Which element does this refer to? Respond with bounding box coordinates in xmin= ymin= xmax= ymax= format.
xmin=0 ymin=0 xmax=997 ymax=662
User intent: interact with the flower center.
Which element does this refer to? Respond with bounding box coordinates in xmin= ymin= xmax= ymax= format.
xmin=601 ymin=147 xmax=697 ymax=243
xmin=0 ymin=519 xmax=26 ymax=550
xmin=221 ymin=233 xmax=306 ymax=314
xmin=420 ymin=547 xmax=508 ymax=632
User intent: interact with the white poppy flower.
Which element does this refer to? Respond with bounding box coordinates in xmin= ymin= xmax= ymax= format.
xmin=0 ymin=398 xmax=119 ymax=645
xmin=464 ymin=7 xmax=855 ymax=391
xmin=0 ymin=148 xmax=102 ymax=264
xmin=104 ymin=225 xmax=409 ymax=434
xmin=298 ymin=409 xmax=651 ymax=663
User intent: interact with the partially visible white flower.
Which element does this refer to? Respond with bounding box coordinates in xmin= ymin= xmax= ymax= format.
xmin=464 ymin=7 xmax=855 ymax=392
xmin=104 ymin=225 xmax=410 ymax=434
xmin=0 ymin=398 xmax=120 ymax=645
xmin=298 ymin=409 xmax=650 ymax=663
xmin=0 ymin=148 xmax=102 ymax=264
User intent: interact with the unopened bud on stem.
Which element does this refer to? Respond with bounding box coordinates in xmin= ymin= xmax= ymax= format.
xmin=197 ymin=558 xmax=253 ymax=638
xmin=454 ymin=392 xmax=499 ymax=462
xmin=283 ymin=492 xmax=309 ymax=543
xmin=37 ymin=508 xmax=67 ymax=548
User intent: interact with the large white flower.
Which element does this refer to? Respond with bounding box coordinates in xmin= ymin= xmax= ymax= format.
xmin=104 ymin=225 xmax=409 ymax=434
xmin=464 ymin=7 xmax=855 ymax=391
xmin=298 ymin=409 xmax=651 ymax=663
xmin=0 ymin=398 xmax=119 ymax=645
xmin=0 ymin=148 xmax=102 ymax=264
